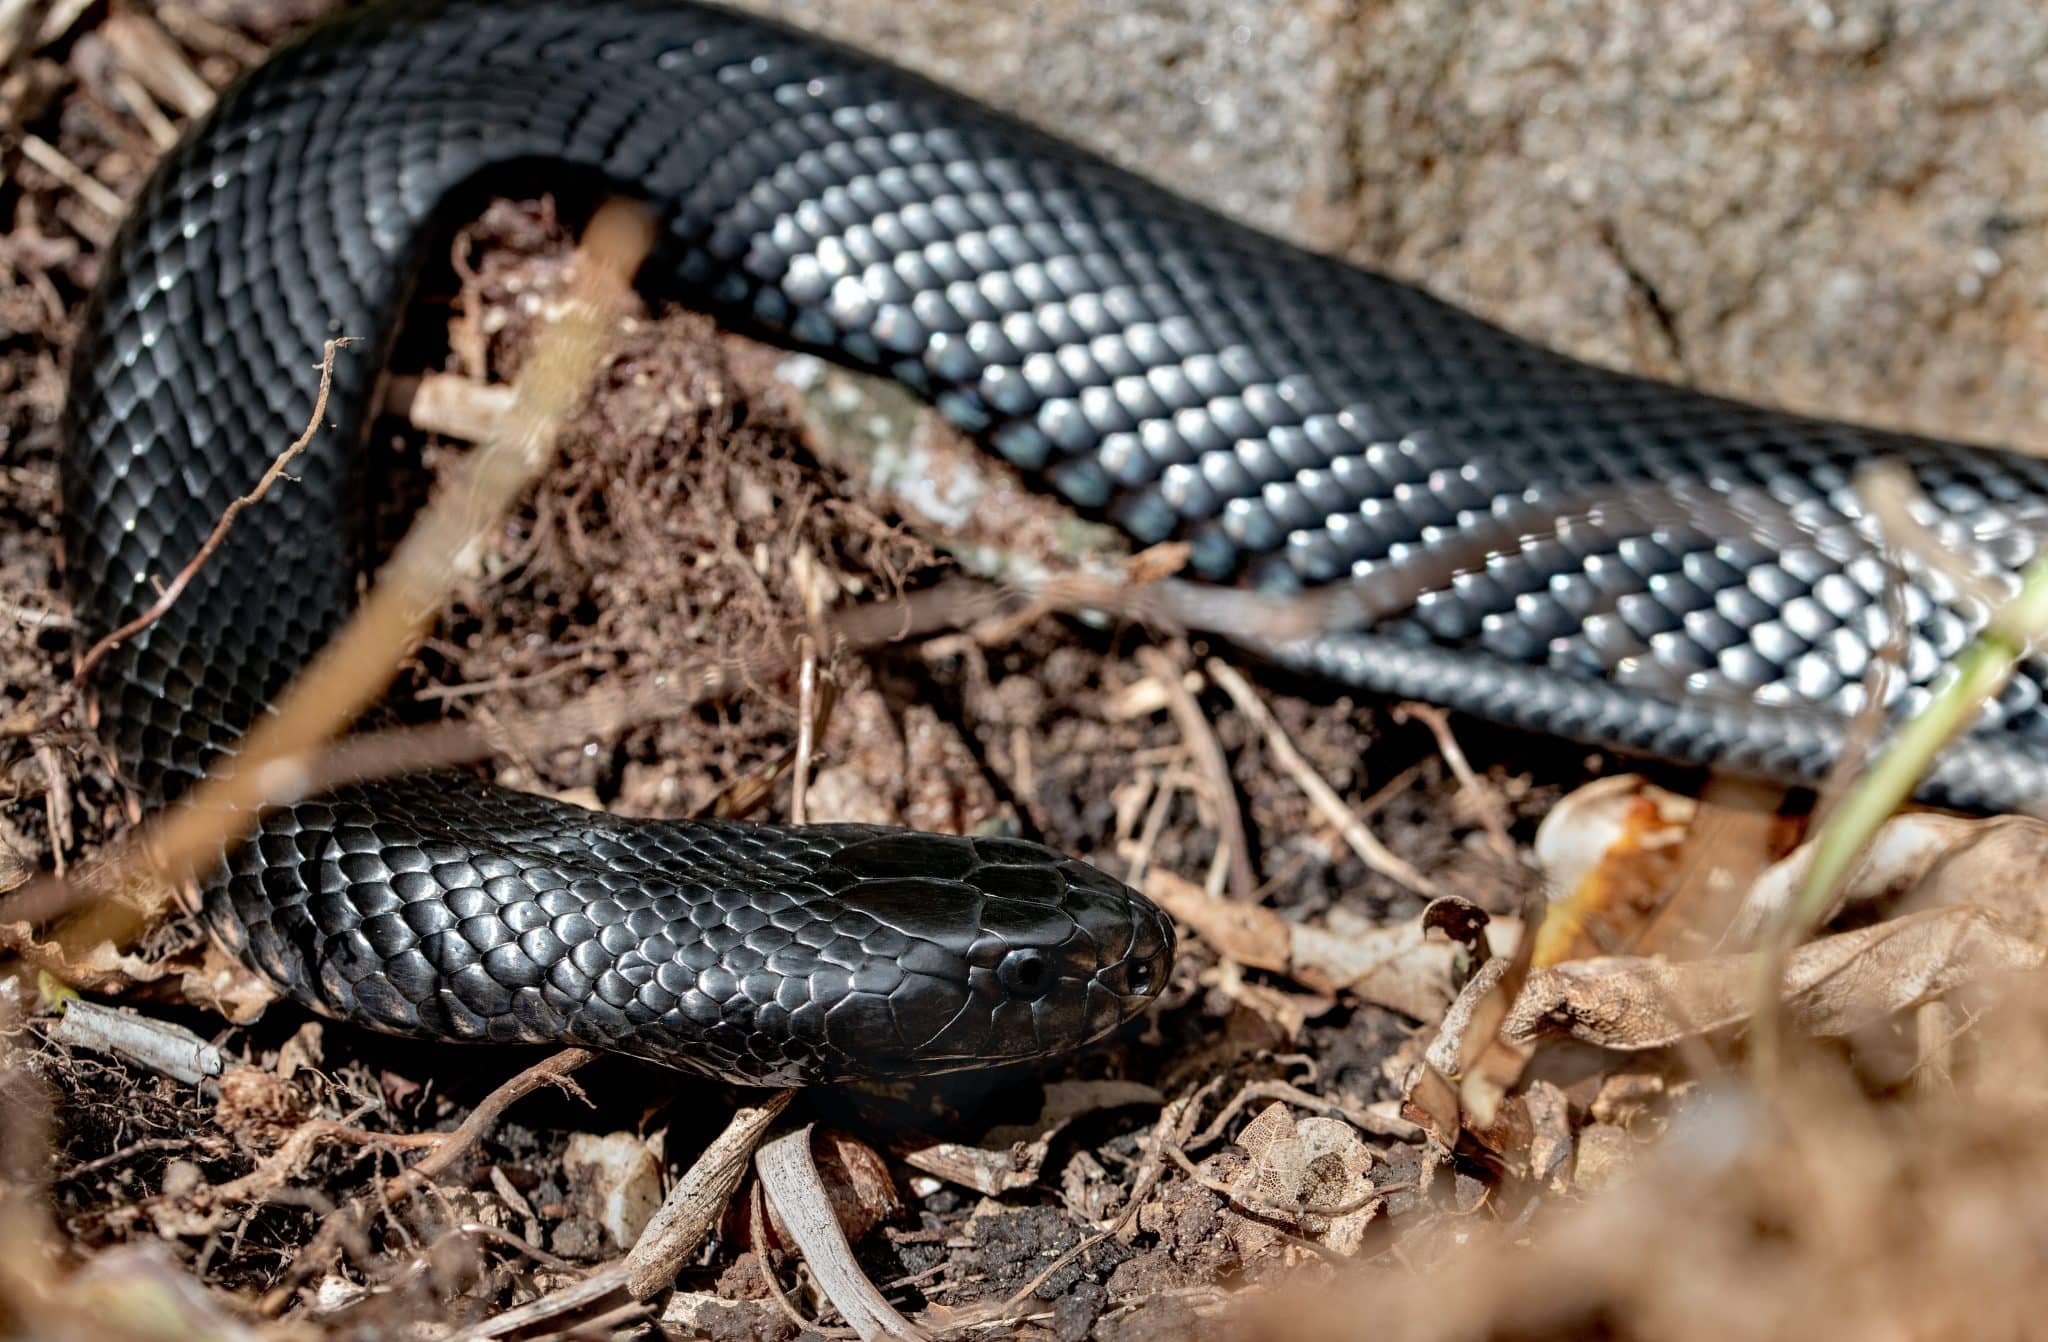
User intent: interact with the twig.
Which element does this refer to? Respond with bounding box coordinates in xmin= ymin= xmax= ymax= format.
xmin=755 ymin=1125 xmax=928 ymax=1342
xmin=50 ymin=1000 xmax=223 ymax=1084
xmin=1134 ymin=647 xmax=1257 ymax=901
xmin=31 ymin=739 xmax=70 ymax=876
xmin=792 ymin=637 xmax=820 ymax=826
xmin=625 ymin=1089 xmax=796 ymax=1298
xmin=30 ymin=0 xmax=95 ymax=51
xmin=1206 ymin=660 xmax=1438 ymax=898
xmin=55 ymin=1135 xmax=231 ymax=1183
xmin=381 ymin=1048 xmax=597 ymax=1196
xmin=108 ymin=69 xmax=180 ymax=150
xmin=1189 ymin=1079 xmax=1419 ymax=1148
xmin=100 ymin=9 xmax=216 ymax=119
xmin=18 ymin=134 xmax=124 ymax=219
xmin=152 ymin=1 xmax=267 ymax=65
xmin=64 ymin=339 xmax=354 ymax=695
xmin=748 ymin=1180 xmax=833 ymax=1338
xmin=451 ymin=1264 xmax=632 ymax=1342
xmin=1395 ymin=701 xmax=1515 ymax=861
xmin=410 ymin=655 xmax=593 ymax=702
xmin=382 ymin=371 xmax=517 ymax=443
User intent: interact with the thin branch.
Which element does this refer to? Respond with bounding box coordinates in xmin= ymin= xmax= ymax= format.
xmin=1135 ymin=647 xmax=1257 ymax=901
xmin=1395 ymin=701 xmax=1514 ymax=862
xmin=67 ymin=339 xmax=354 ymax=693
xmin=1206 ymin=659 xmax=1439 ymax=898
xmin=383 ymin=1048 xmax=597 ymax=1196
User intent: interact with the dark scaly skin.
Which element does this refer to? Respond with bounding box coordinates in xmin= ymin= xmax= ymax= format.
xmin=58 ymin=1 xmax=2048 ymax=1078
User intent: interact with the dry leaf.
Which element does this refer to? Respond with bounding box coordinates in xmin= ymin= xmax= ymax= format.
xmin=1407 ymin=905 xmax=2039 ymax=1147
xmin=1145 ymin=868 xmax=1521 ymax=1020
xmin=1228 ymin=1101 xmax=1382 ymax=1254
xmin=1533 ymin=775 xmax=1696 ymax=963
xmin=732 ymin=1128 xmax=899 ymax=1251
xmin=1727 ymin=811 xmax=1991 ymax=945
xmin=1509 ymin=905 xmax=2042 ymax=1049
xmin=899 ymin=1080 xmax=1162 ymax=1196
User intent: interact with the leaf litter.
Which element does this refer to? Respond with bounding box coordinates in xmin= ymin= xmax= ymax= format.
xmin=8 ymin=5 xmax=2048 ymax=1341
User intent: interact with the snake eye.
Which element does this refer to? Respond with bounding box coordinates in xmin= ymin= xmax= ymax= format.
xmin=998 ymin=948 xmax=1054 ymax=1000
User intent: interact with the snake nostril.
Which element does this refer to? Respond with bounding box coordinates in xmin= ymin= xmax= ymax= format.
xmin=998 ymin=948 xmax=1054 ymax=1000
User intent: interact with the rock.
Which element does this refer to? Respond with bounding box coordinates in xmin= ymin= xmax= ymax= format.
xmin=562 ymin=1131 xmax=663 ymax=1251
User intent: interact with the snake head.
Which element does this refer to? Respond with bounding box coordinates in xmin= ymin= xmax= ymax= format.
xmin=808 ymin=830 xmax=1175 ymax=1078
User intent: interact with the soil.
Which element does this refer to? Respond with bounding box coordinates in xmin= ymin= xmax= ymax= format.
xmin=4 ymin=3 xmax=2043 ymax=1341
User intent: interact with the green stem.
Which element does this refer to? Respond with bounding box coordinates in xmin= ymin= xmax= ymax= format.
xmin=1754 ymin=550 xmax=2048 ymax=1077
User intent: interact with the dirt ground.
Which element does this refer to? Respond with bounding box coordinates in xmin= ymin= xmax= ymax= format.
xmin=6 ymin=3 xmax=2048 ymax=1341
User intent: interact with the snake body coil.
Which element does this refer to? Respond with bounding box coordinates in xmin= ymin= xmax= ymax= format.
xmin=62 ymin=0 xmax=2048 ymax=1080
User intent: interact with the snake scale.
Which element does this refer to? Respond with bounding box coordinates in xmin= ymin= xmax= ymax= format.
xmin=60 ymin=0 xmax=2048 ymax=1082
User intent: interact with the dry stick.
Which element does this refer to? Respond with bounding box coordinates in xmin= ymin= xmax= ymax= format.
xmin=1395 ymin=701 xmax=1515 ymax=862
xmin=747 ymin=1180 xmax=835 ymax=1338
xmin=383 ymin=1048 xmax=598 ymax=1195
xmin=99 ymin=8 xmax=216 ymax=120
xmin=1134 ymin=647 xmax=1257 ymax=902
xmin=383 ymin=371 xmax=517 ymax=443
xmin=108 ymin=69 xmax=181 ymax=150
xmin=625 ymin=1089 xmax=797 ymax=1298
xmin=1188 ymin=1078 xmax=1416 ymax=1148
xmin=756 ymin=1125 xmax=929 ymax=1342
xmin=266 ymin=1048 xmax=599 ymax=1313
xmin=18 ymin=134 xmax=124 ymax=218
xmin=25 ymin=201 xmax=654 ymax=983
xmin=453 ymin=1265 xmax=633 ymax=1342
xmin=69 ymin=339 xmax=353 ymax=694
xmin=792 ymin=637 xmax=820 ymax=826
xmin=1205 ymin=659 xmax=1438 ymax=899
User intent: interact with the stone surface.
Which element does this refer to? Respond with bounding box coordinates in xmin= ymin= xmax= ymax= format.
xmin=562 ymin=1131 xmax=664 ymax=1251
xmin=740 ymin=0 xmax=2048 ymax=452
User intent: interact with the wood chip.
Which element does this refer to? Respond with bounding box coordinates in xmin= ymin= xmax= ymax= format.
xmin=51 ymin=1000 xmax=224 ymax=1084
xmin=624 ymin=1090 xmax=794 ymax=1299
xmin=100 ymin=10 xmax=216 ymax=119
xmin=18 ymin=135 xmax=124 ymax=219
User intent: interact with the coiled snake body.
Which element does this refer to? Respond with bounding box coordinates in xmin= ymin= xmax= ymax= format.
xmin=61 ymin=0 xmax=2048 ymax=1082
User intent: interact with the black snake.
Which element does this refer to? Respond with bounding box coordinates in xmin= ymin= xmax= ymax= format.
xmin=60 ymin=0 xmax=2048 ymax=1082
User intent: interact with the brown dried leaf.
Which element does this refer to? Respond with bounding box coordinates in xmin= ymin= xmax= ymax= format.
xmin=1533 ymin=775 xmax=1696 ymax=962
xmin=1511 ymin=905 xmax=2042 ymax=1049
xmin=898 ymin=1080 xmax=1163 ymax=1197
xmin=1728 ymin=811 xmax=1988 ymax=945
xmin=1146 ymin=867 xmax=1521 ymax=1020
xmin=1225 ymin=1102 xmax=1382 ymax=1252
xmin=1423 ymin=904 xmax=2037 ymax=1084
